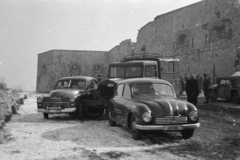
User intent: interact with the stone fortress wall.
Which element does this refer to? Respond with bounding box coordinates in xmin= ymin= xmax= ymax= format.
xmin=37 ymin=0 xmax=240 ymax=92
xmin=135 ymin=0 xmax=240 ymax=82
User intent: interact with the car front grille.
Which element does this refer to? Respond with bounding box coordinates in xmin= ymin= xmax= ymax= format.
xmin=155 ymin=116 xmax=187 ymax=124
xmin=50 ymin=97 xmax=61 ymax=103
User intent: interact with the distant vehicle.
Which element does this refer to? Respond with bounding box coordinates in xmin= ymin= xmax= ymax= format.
xmin=108 ymin=53 xmax=181 ymax=95
xmin=209 ymin=75 xmax=240 ymax=104
xmin=107 ymin=78 xmax=200 ymax=140
xmin=37 ymin=76 xmax=108 ymax=119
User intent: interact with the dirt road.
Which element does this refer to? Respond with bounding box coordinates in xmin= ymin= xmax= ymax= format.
xmin=1 ymin=94 xmax=240 ymax=160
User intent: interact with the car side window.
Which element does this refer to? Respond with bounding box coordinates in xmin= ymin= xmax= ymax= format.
xmin=56 ymin=80 xmax=69 ymax=89
xmin=220 ymin=80 xmax=226 ymax=86
xmin=123 ymin=84 xmax=131 ymax=98
xmin=89 ymin=79 xmax=98 ymax=89
xmin=116 ymin=84 xmax=124 ymax=97
xmin=226 ymin=80 xmax=231 ymax=86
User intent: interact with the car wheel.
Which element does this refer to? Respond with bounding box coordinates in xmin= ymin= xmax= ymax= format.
xmin=108 ymin=111 xmax=116 ymax=126
xmin=231 ymin=92 xmax=240 ymax=104
xmin=83 ymin=105 xmax=104 ymax=119
xmin=209 ymin=91 xmax=217 ymax=102
xmin=181 ymin=129 xmax=194 ymax=139
xmin=105 ymin=106 xmax=109 ymax=119
xmin=77 ymin=103 xmax=84 ymax=120
xmin=43 ymin=113 xmax=49 ymax=119
xmin=130 ymin=116 xmax=142 ymax=140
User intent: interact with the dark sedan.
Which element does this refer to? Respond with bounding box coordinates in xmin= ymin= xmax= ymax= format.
xmin=37 ymin=76 xmax=101 ymax=119
xmin=108 ymin=78 xmax=200 ymax=140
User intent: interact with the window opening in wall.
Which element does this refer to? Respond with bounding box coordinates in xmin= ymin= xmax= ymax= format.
xmin=205 ymin=34 xmax=208 ymax=45
xmin=179 ymin=34 xmax=188 ymax=46
xmin=191 ymin=37 xmax=194 ymax=48
xmin=141 ymin=44 xmax=146 ymax=53
xmin=42 ymin=65 xmax=46 ymax=74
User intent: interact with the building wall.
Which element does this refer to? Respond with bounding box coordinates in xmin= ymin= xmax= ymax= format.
xmin=135 ymin=0 xmax=240 ymax=82
xmin=36 ymin=39 xmax=136 ymax=92
xmin=36 ymin=50 xmax=108 ymax=92
xmin=108 ymin=39 xmax=135 ymax=63
xmin=36 ymin=50 xmax=54 ymax=92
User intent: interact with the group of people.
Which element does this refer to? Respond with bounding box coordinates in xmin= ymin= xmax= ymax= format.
xmin=181 ymin=73 xmax=211 ymax=106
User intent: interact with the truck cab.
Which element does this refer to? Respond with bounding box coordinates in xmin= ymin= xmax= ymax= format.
xmin=108 ymin=54 xmax=181 ymax=95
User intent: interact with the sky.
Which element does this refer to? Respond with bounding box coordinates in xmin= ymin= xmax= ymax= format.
xmin=0 ymin=0 xmax=201 ymax=91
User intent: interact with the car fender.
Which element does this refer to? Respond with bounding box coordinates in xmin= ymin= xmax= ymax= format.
xmin=125 ymin=103 xmax=151 ymax=126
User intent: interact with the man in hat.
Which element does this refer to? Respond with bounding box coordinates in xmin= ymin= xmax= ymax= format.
xmin=203 ymin=73 xmax=210 ymax=103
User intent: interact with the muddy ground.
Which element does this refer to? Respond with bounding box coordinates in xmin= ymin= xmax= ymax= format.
xmin=0 ymin=94 xmax=240 ymax=160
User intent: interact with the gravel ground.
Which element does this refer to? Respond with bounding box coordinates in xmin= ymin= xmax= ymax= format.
xmin=0 ymin=94 xmax=240 ymax=160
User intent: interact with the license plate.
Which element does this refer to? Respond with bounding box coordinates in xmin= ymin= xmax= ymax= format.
xmin=48 ymin=110 xmax=60 ymax=113
xmin=164 ymin=125 xmax=183 ymax=131
xmin=49 ymin=107 xmax=60 ymax=110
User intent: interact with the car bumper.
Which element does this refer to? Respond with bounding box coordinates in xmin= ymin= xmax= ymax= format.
xmin=37 ymin=108 xmax=76 ymax=113
xmin=135 ymin=123 xmax=200 ymax=131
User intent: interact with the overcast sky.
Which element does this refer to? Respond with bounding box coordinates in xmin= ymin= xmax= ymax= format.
xmin=0 ymin=0 xmax=201 ymax=91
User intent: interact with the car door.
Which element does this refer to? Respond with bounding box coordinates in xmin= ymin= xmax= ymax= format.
xmin=110 ymin=84 xmax=124 ymax=122
xmin=218 ymin=79 xmax=226 ymax=98
xmin=118 ymin=84 xmax=132 ymax=126
xmin=224 ymin=79 xmax=232 ymax=99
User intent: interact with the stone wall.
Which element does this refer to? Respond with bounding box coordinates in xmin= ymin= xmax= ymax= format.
xmin=108 ymin=39 xmax=135 ymax=62
xmin=36 ymin=50 xmax=109 ymax=92
xmin=135 ymin=0 xmax=240 ymax=83
xmin=36 ymin=40 xmax=135 ymax=93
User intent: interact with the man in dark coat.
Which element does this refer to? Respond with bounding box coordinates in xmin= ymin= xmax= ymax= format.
xmin=186 ymin=74 xmax=199 ymax=106
xmin=203 ymin=73 xmax=210 ymax=103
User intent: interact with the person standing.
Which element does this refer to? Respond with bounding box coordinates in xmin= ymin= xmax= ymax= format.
xmin=180 ymin=75 xmax=184 ymax=95
xmin=186 ymin=74 xmax=199 ymax=106
xmin=196 ymin=74 xmax=203 ymax=93
xmin=203 ymin=73 xmax=210 ymax=103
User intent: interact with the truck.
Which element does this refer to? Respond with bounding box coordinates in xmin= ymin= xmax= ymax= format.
xmin=108 ymin=53 xmax=181 ymax=95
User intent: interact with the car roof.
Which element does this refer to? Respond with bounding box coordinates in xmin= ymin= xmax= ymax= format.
xmin=218 ymin=76 xmax=240 ymax=80
xmin=58 ymin=76 xmax=95 ymax=81
xmin=118 ymin=78 xmax=171 ymax=85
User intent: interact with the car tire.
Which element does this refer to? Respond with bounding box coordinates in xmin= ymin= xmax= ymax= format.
xmin=83 ymin=105 xmax=104 ymax=119
xmin=181 ymin=129 xmax=194 ymax=139
xmin=77 ymin=103 xmax=84 ymax=120
xmin=43 ymin=113 xmax=49 ymax=119
xmin=105 ymin=107 xmax=109 ymax=119
xmin=231 ymin=92 xmax=240 ymax=104
xmin=130 ymin=116 xmax=142 ymax=140
xmin=108 ymin=111 xmax=116 ymax=126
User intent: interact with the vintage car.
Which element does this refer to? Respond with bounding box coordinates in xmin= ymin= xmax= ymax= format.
xmin=209 ymin=75 xmax=240 ymax=104
xmin=37 ymin=76 xmax=106 ymax=119
xmin=107 ymin=78 xmax=200 ymax=140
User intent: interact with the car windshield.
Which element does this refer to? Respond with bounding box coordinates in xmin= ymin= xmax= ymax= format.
xmin=132 ymin=83 xmax=175 ymax=97
xmin=55 ymin=79 xmax=86 ymax=90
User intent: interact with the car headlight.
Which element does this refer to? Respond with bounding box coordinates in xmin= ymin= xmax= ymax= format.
xmin=37 ymin=97 xmax=43 ymax=103
xmin=69 ymin=97 xmax=76 ymax=103
xmin=189 ymin=111 xmax=199 ymax=121
xmin=142 ymin=112 xmax=152 ymax=122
